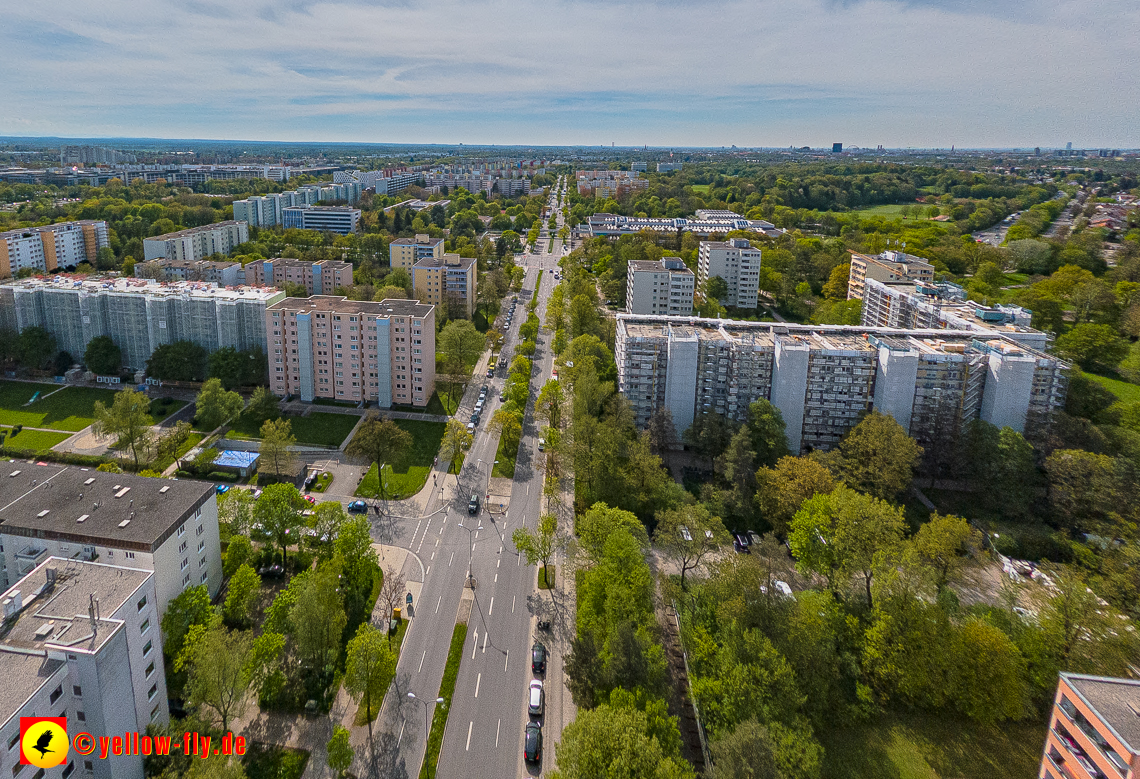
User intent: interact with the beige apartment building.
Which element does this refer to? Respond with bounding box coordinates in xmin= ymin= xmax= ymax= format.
xmin=245 ymin=258 xmax=353 ymax=296
xmin=267 ymin=296 xmax=436 ymax=407
xmin=847 ymin=249 xmax=934 ymax=301
xmin=390 ymin=234 xmax=445 ymax=271
xmin=412 ymin=253 xmax=477 ymax=318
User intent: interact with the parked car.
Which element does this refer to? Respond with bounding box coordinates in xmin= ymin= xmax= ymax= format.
xmin=524 ymin=723 xmax=542 ymax=764
xmin=215 ymin=485 xmax=230 ymax=495
xmin=302 ymin=495 xmax=317 ymax=506
xmin=499 ymin=391 xmax=507 ymax=402
xmin=466 ymin=422 xmax=476 ymax=434
xmin=733 ymin=533 xmax=750 ymax=554
xmin=470 ymin=412 xmax=479 ymax=423
xmin=258 ymin=564 xmax=284 ymax=578
xmin=538 ymin=438 xmax=545 ymax=452
xmin=468 ymin=494 xmax=480 ymax=515
xmin=748 ymin=531 xmax=762 ymax=547
xmin=679 ymin=525 xmax=692 ymax=542
xmin=528 ymin=680 xmax=544 ymax=717
xmin=347 ymin=500 xmax=368 ymax=514
xmin=531 ymin=641 xmax=547 ymax=674
xmin=249 ymin=487 xmax=262 ymax=499
xmin=486 ymin=367 xmax=494 ymax=377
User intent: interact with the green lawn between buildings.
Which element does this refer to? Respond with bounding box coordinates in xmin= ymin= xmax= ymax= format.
xmin=355 ymin=419 xmax=447 ymax=499
xmin=820 ymin=711 xmax=1046 ymax=779
xmin=0 ymin=382 xmax=114 ymax=431
xmin=225 ymin=412 xmax=360 ymax=447
xmin=0 ymin=427 xmax=72 ymax=451
xmin=1084 ymin=371 xmax=1140 ymax=404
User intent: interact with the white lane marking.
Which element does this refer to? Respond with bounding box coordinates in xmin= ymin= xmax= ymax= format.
xmin=482 ymin=631 xmax=488 ymax=653
xmin=425 ymin=566 xmax=430 ymax=576
xmin=527 ymin=484 xmax=530 ymax=495
xmin=494 ymin=573 xmax=498 ymax=583
xmin=488 ymin=596 xmax=494 ymax=615
xmin=499 ymin=545 xmax=503 ymax=554
xmin=504 ymin=650 xmax=509 ymax=672
xmin=495 ymin=718 xmax=501 ymax=748
xmin=435 ymin=537 xmax=439 ymax=547
xmin=476 ymin=529 xmax=480 ymax=539
xmin=430 ymin=551 xmax=435 ymax=561
xmin=518 ymin=553 xmax=521 ymax=567
xmin=449 ymin=552 xmax=455 ymax=566
xmin=439 ymin=525 xmax=444 ymax=534
xmin=397 ymin=719 xmax=405 ymax=747
xmin=465 ymin=721 xmax=473 ymax=751
xmin=471 ymin=630 xmax=478 ymax=659
xmin=512 ymin=596 xmax=516 ymax=613
xmin=474 ymin=672 xmax=481 ymax=698
xmin=435 ymin=595 xmax=442 ymax=614
xmin=418 ymin=650 xmax=426 ymax=672
xmin=496 ymin=558 xmax=500 ymax=568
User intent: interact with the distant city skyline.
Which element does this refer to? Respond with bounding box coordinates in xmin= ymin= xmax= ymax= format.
xmin=2 ymin=0 xmax=1137 ymax=148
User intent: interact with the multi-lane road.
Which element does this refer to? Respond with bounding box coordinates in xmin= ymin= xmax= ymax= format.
xmin=365 ymin=179 xmax=572 ymax=778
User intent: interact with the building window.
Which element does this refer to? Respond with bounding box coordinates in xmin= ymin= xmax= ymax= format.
xmin=178 ymin=541 xmax=187 ymax=553
xmin=148 ymin=684 xmax=158 ymax=701
xmin=181 ymin=558 xmax=189 ymax=571
xmin=73 ymin=685 xmax=82 ymax=697
xmin=146 ymin=661 xmax=155 ymax=678
xmin=62 ymin=764 xmax=74 ymax=779
xmin=76 ymin=711 xmax=85 ymax=722
xmin=178 ymin=524 xmax=186 ymax=536
xmin=140 ymin=619 xmax=150 ymax=634
xmin=197 ymin=525 xmax=204 ymax=536
xmin=9 ymin=732 xmax=19 ymax=750
xmin=49 ymin=685 xmax=63 ymax=704
xmin=201 ymin=570 xmax=209 ymax=583
xmin=182 ymin=573 xmax=191 ymax=586
xmin=197 ymin=540 xmax=205 ymax=553
xmin=125 ymin=551 xmax=135 ymax=559
xmin=143 ymin=640 xmax=152 ymax=656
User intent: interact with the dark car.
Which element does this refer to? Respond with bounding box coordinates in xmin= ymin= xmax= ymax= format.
xmin=468 ymin=494 xmax=480 ymax=515
xmin=486 ymin=367 xmax=494 ymax=377
xmin=733 ymin=532 xmax=751 ymax=554
xmin=531 ymin=641 xmax=547 ymax=674
xmin=258 ymin=564 xmax=285 ymax=578
xmin=347 ymin=500 xmax=368 ymax=514
xmin=470 ymin=412 xmax=479 ymax=423
xmin=523 ymin=723 xmax=542 ymax=764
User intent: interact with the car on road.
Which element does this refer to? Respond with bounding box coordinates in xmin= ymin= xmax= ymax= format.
xmin=538 ymin=438 xmax=545 ymax=452
xmin=468 ymin=494 xmax=480 ymax=515
xmin=347 ymin=500 xmax=368 ymax=514
xmin=499 ymin=391 xmax=507 ymax=402
xmin=215 ymin=485 xmax=230 ymax=495
xmin=524 ymin=723 xmax=542 ymax=764
xmin=486 ymin=367 xmax=494 ymax=377
xmin=531 ymin=641 xmax=547 ymax=674
xmin=258 ymin=564 xmax=284 ymax=578
xmin=466 ymin=421 xmax=476 ymax=434
xmin=528 ymin=680 xmax=544 ymax=717
xmin=302 ymin=494 xmax=317 ymax=506
xmin=733 ymin=533 xmax=750 ymax=553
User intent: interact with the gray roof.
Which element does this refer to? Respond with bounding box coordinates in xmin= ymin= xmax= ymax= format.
xmin=0 ymin=465 xmax=212 ymax=552
xmin=1065 ymin=673 xmax=1140 ymax=754
xmin=269 ymin=295 xmax=434 ymax=319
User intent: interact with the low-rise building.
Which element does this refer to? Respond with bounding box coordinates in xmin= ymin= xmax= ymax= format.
xmin=390 ymin=235 xmax=445 ymax=271
xmin=281 ymin=205 xmax=361 ymax=235
xmin=0 ymin=559 xmax=165 ymax=779
xmin=143 ymin=221 xmax=249 ymax=262
xmin=412 ymin=254 xmax=477 ymax=319
xmin=0 ymin=221 xmax=109 ymax=277
xmin=698 ymin=239 xmax=762 ymax=308
xmin=136 ymin=258 xmax=242 ymax=286
xmin=626 ymin=257 xmax=695 ymax=315
xmin=267 ymin=296 xmax=436 ymax=407
xmin=244 ymin=258 xmax=353 ymax=296
xmin=615 ymin=314 xmax=1068 ymax=453
xmin=847 ymin=249 xmax=935 ymax=301
xmin=0 ymin=464 xmax=221 ymax=612
xmin=1041 ymin=673 xmax=1140 ymax=779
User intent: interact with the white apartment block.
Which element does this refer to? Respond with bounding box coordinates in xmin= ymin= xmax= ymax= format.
xmin=0 ymin=559 xmax=164 ymax=779
xmin=626 ymin=258 xmax=695 ymax=316
xmin=847 ymin=250 xmax=935 ymax=301
xmin=268 ymin=297 xmax=436 ymax=407
xmin=0 ymin=276 xmax=284 ymax=370
xmin=615 ymin=315 xmax=1068 ymax=453
xmin=0 ymin=464 xmax=221 ymax=614
xmin=698 ymin=239 xmax=762 ymax=308
xmin=143 ymin=221 xmax=249 ymax=262
xmin=0 ymin=221 xmax=109 ymax=278
xmin=281 ymin=206 xmax=361 ymax=235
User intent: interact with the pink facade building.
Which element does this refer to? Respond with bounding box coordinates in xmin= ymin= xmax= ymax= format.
xmin=1041 ymin=672 xmax=1140 ymax=779
xmin=244 ymin=258 xmax=353 ymax=296
xmin=267 ymin=296 xmax=435 ymax=407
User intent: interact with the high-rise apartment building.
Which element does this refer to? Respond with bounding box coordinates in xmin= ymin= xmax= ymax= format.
xmin=0 ymin=221 xmax=109 ymax=277
xmin=0 ymin=559 xmax=164 ymax=779
xmin=281 ymin=205 xmax=361 ymax=235
xmin=411 ymin=254 xmax=477 ymax=318
xmin=136 ymin=258 xmax=242 ymax=286
xmin=615 ymin=314 xmax=1067 ymax=453
xmin=626 ymin=257 xmax=695 ymax=316
xmin=390 ymin=235 xmax=445 ymax=271
xmin=846 ymin=249 xmax=935 ymax=301
xmin=143 ymin=221 xmax=249 ymax=262
xmin=698 ymin=239 xmax=762 ymax=308
xmin=0 ymin=463 xmax=221 ymax=612
xmin=244 ymin=258 xmax=353 ymax=296
xmin=1041 ymin=673 xmax=1140 ymax=779
xmin=267 ymin=296 xmax=436 ymax=407
xmin=0 ymin=276 xmax=284 ymax=370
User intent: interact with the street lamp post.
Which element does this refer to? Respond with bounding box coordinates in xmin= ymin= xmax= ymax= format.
xmin=456 ymin=521 xmax=483 ymax=588
xmin=406 ymin=692 xmax=445 ymax=740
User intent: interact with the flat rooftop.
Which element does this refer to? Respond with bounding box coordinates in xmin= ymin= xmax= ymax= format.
xmin=412 ymin=255 xmax=476 ymax=271
xmin=390 ymin=236 xmax=444 ymax=246
xmin=148 ymin=221 xmax=245 ymax=240
xmin=269 ymin=295 xmax=434 ymax=319
xmin=0 ymin=558 xmax=152 ymax=725
xmin=3 ymin=275 xmax=284 ymax=301
xmin=0 ymin=464 xmax=212 ymax=552
xmin=629 ymin=259 xmax=694 ymax=274
xmin=1065 ymin=673 xmax=1140 ymax=754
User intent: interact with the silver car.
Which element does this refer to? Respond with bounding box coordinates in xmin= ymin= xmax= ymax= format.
xmin=528 ymin=679 xmax=544 ymax=717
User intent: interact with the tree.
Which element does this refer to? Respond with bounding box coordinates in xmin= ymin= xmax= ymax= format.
xmin=326 ymin=725 xmax=354 ymax=778
xmin=245 ymin=386 xmax=280 ymax=425
xmin=17 ymin=326 xmax=55 ymax=369
xmin=576 ymin=502 xmax=648 ymax=564
xmin=716 ymin=427 xmax=758 ymax=524
xmin=829 ymin=411 xmax=922 ymax=501
xmin=705 ymin=276 xmax=729 ymax=305
xmin=490 ymin=408 xmax=523 ymax=454
xmin=709 ymin=719 xmax=782 ymax=779
xmin=346 ymin=413 xmax=412 ymax=498
xmin=289 ymin=563 xmax=347 ymax=670
xmin=223 ymin=534 xmax=253 ymax=577
xmin=377 ymin=565 xmax=407 ymax=627
xmin=223 ymin=564 xmax=261 ymax=627
xmin=822 ymin=263 xmax=850 ymax=300
xmin=208 ymin=346 xmax=263 ymax=389
xmin=254 ymin=483 xmax=304 ymax=569
xmin=535 ymin=379 xmax=565 ymax=430
xmin=84 ymin=335 xmax=121 ymax=376
xmin=745 ymin=399 xmax=789 ymax=468
xmin=194 ymin=377 xmax=244 ymax=430
xmin=154 ymin=420 xmax=193 ymax=469
xmin=908 ymin=513 xmax=980 ymax=592
xmin=755 ymin=455 xmax=837 ymax=537
xmin=334 ymin=515 xmax=380 ymax=625
xmin=92 ymin=387 xmax=153 ymax=470
xmin=438 ymin=318 xmax=485 ymax=377
xmin=645 ymin=408 xmax=679 ymax=454
xmin=307 ymin=500 xmax=347 ymax=556
xmin=186 ymin=625 xmax=252 ymax=733
xmin=1055 ymin=323 xmax=1129 ymax=372
xmin=789 ymin=485 xmax=906 ymax=605
xmin=439 ymin=418 xmax=473 ymax=473
xmin=513 ymin=513 xmax=564 ymax=579
xmin=218 ymin=487 xmax=255 ymax=537
xmin=653 ymin=503 xmax=728 ymax=589
xmin=160 ymin=584 xmax=213 ymax=658
xmin=344 ymin=624 xmax=397 ymax=743
xmin=259 ymin=417 xmax=298 ymax=481
xmin=547 ymin=702 xmax=694 ymax=779
xmin=950 ymin=618 xmax=1027 ymax=725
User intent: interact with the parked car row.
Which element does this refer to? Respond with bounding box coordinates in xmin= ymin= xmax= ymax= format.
xmin=525 ymin=640 xmax=548 ymax=764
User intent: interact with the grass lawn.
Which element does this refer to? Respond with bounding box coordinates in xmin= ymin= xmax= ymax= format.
xmin=148 ymin=397 xmax=187 ymax=422
xmin=538 ymin=565 xmax=554 ymax=589
xmin=690 ymin=184 xmax=710 ymax=193
xmin=0 ymin=427 xmax=71 ymax=451
xmin=820 ymin=711 xmax=1046 ymax=779
xmin=226 ymin=412 xmax=359 ymax=447
xmin=0 ymin=382 xmax=116 ymax=431
xmin=847 ymin=203 xmax=941 ymax=220
xmin=309 ymin=471 xmax=332 ymax=492
xmin=392 ymin=390 xmax=454 ymax=416
xmin=1084 ymin=371 xmax=1140 ymax=404
xmin=490 ymin=433 xmax=517 ymax=478
xmin=354 ymin=619 xmax=409 ymax=725
xmin=420 ymin=623 xmax=468 ymax=779
xmin=242 ymin=743 xmax=309 ymax=779
xmin=152 ymin=433 xmax=203 ymax=471
xmin=354 ymin=419 xmax=446 ymax=499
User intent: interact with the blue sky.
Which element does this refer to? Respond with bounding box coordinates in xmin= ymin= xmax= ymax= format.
xmin=1 ymin=0 xmax=1137 ymax=147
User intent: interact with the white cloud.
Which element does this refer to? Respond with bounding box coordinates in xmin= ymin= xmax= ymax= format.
xmin=0 ymin=0 xmax=1136 ymax=146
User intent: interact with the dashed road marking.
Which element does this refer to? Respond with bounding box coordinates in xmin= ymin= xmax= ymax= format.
xmin=465 ymin=721 xmax=473 ymax=751
xmin=474 ymin=672 xmax=481 ymax=698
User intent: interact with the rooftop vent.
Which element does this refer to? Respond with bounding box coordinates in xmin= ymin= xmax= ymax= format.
xmin=114 ymin=487 xmax=130 ymax=498
xmin=117 ymin=519 xmax=130 ymax=528
xmin=159 ymin=486 xmax=170 ymax=494
xmin=8 ymin=470 xmax=20 ymax=477
xmin=36 ymin=510 xmax=49 ymax=518
xmin=84 ymin=478 xmax=95 ymax=486
xmin=77 ymin=514 xmax=88 ymax=523
xmin=34 ymin=621 xmax=55 ymax=640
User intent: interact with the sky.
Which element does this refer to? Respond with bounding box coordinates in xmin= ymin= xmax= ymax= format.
xmin=1 ymin=0 xmax=1137 ymax=148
